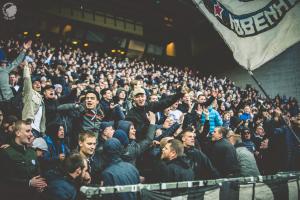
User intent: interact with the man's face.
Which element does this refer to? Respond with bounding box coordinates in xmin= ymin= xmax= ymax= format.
xmin=103 ymin=90 xmax=112 ymax=101
xmin=244 ymin=106 xmax=250 ymax=114
xmin=103 ymin=126 xmax=115 ymax=139
xmin=76 ymin=160 xmax=91 ymax=185
xmin=182 ymin=93 xmax=190 ymax=104
xmin=150 ymin=95 xmax=158 ymax=102
xmin=85 ymin=93 xmax=99 ymax=110
xmin=9 ymin=74 xmax=17 ymax=85
xmin=224 ymin=113 xmax=230 ymax=121
xmin=79 ymin=136 xmax=96 ymax=157
xmin=212 ymin=128 xmax=222 ymax=141
xmin=163 ymin=117 xmax=173 ymax=129
xmin=182 ymin=131 xmax=195 ymax=147
xmin=134 ymin=94 xmax=146 ymax=107
xmin=161 ymin=143 xmax=175 ymax=160
xmin=16 ymin=124 xmax=33 ymax=146
xmin=128 ymin=125 xmax=136 ymax=140
xmin=256 ymin=128 xmax=265 ymax=137
xmin=32 ymin=81 xmax=41 ymax=92
xmin=44 ymin=88 xmax=55 ymax=99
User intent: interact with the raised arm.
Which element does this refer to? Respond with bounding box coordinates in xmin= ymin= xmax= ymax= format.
xmin=22 ymin=62 xmax=34 ymax=121
xmin=6 ymin=41 xmax=31 ymax=72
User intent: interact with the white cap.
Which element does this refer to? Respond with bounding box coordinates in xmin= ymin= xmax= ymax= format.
xmin=32 ymin=138 xmax=48 ymax=152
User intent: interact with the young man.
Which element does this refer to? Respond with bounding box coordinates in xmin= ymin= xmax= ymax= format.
xmin=0 ymin=120 xmax=47 ymax=200
xmin=181 ymin=130 xmax=219 ymax=179
xmin=126 ymin=87 xmax=186 ymax=141
xmin=78 ymin=131 xmax=104 ymax=184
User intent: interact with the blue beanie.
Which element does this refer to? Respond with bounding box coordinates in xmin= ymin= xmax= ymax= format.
xmin=103 ymin=138 xmax=123 ymax=156
xmin=113 ymin=129 xmax=129 ymax=147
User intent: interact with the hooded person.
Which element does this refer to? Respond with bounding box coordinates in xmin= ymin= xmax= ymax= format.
xmin=101 ymin=138 xmax=140 ymax=200
xmin=114 ymin=87 xmax=132 ymax=115
xmin=116 ymin=112 xmax=156 ymax=165
xmin=43 ymin=122 xmax=70 ymax=169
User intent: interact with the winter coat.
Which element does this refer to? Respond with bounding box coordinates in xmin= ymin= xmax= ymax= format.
xmin=156 ymin=156 xmax=195 ymax=182
xmin=0 ymin=140 xmax=40 ymax=200
xmin=210 ymin=138 xmax=240 ymax=177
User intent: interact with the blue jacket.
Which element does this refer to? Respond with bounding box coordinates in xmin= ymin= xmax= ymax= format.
xmin=200 ymin=107 xmax=223 ymax=133
xmin=44 ymin=136 xmax=69 ymax=160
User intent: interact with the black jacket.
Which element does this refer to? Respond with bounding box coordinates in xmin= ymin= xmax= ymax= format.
xmin=156 ymin=156 xmax=194 ymax=182
xmin=210 ymin=138 xmax=240 ymax=177
xmin=184 ymin=146 xmax=219 ymax=179
xmin=126 ymin=91 xmax=184 ymax=141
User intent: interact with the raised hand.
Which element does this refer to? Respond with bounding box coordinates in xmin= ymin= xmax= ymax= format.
xmin=146 ymin=111 xmax=156 ymax=124
xmin=23 ymin=40 xmax=32 ymax=50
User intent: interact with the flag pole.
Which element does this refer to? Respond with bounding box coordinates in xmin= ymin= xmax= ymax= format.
xmin=247 ymin=69 xmax=300 ymax=144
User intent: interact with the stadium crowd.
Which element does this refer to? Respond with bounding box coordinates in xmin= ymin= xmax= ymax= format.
xmin=0 ymin=38 xmax=299 ymax=200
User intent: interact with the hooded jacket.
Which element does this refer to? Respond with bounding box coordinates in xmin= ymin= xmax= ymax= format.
xmin=44 ymin=122 xmax=69 ymax=162
xmin=101 ymin=138 xmax=140 ymax=200
xmin=117 ymin=120 xmax=156 ymax=164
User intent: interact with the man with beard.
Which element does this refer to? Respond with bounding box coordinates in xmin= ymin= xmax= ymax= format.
xmin=43 ymin=153 xmax=90 ymax=200
xmin=0 ymin=120 xmax=47 ymax=200
xmin=155 ymin=139 xmax=194 ymax=182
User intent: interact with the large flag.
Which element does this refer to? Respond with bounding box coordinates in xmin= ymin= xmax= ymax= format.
xmin=193 ymin=0 xmax=300 ymax=70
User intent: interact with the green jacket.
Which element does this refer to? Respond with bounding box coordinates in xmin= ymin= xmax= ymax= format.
xmin=0 ymin=140 xmax=39 ymax=198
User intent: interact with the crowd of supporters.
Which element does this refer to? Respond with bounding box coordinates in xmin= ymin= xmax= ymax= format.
xmin=0 ymin=38 xmax=299 ymax=200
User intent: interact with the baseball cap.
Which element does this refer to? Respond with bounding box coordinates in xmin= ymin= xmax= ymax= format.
xmin=32 ymin=138 xmax=48 ymax=152
xmin=132 ymin=87 xmax=145 ymax=97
